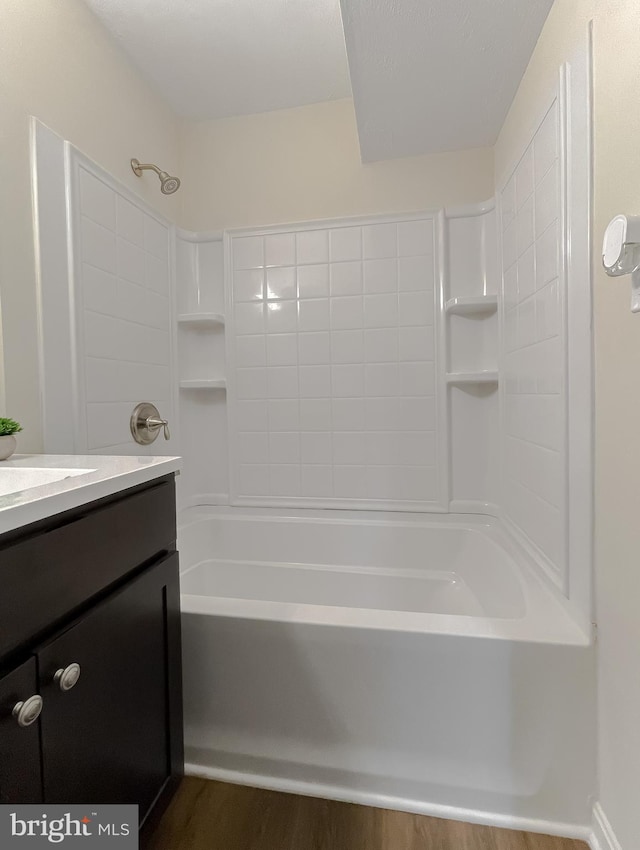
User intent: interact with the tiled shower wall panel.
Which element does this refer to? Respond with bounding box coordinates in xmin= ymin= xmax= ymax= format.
xmin=226 ymin=217 xmax=441 ymax=509
xmin=500 ymin=99 xmax=566 ymax=582
xmin=73 ymin=160 xmax=174 ymax=454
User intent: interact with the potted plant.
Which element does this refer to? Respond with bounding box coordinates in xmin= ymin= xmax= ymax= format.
xmin=0 ymin=418 xmax=22 ymax=460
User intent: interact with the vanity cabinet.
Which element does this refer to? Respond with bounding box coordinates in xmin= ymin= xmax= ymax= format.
xmin=0 ymin=658 xmax=43 ymax=803
xmin=0 ymin=475 xmax=183 ymax=831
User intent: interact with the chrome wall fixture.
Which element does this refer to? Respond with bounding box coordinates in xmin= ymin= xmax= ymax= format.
xmin=130 ymin=158 xmax=181 ymax=195
xmin=130 ymin=403 xmax=171 ymax=445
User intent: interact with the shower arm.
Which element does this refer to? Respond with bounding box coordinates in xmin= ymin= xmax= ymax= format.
xmin=131 ymin=159 xmax=163 ymax=178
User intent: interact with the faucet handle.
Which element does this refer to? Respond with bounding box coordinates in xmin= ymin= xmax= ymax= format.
xmin=146 ymin=417 xmax=170 ymax=441
xmin=130 ymin=403 xmax=170 ymax=445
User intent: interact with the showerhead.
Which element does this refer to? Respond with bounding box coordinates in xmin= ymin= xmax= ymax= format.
xmin=159 ymin=172 xmax=180 ymax=195
xmin=131 ymin=159 xmax=181 ymax=195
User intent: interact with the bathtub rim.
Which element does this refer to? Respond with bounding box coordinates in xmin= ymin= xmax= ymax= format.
xmin=178 ymin=505 xmax=592 ymax=647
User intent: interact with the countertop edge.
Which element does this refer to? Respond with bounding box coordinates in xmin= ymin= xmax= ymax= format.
xmin=0 ymin=456 xmax=181 ymax=535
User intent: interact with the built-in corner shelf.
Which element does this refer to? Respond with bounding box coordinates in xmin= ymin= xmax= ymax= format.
xmin=179 ymin=379 xmax=227 ymax=390
xmin=446 ymin=371 xmax=498 ymax=386
xmin=177 ymin=313 xmax=225 ymax=328
xmin=445 ymin=295 xmax=498 ymax=316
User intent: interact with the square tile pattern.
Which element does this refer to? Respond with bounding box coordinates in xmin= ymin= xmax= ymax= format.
xmin=229 ymin=219 xmax=438 ymax=505
xmin=501 ymin=100 xmax=565 ymax=577
xmin=77 ymin=166 xmax=173 ymax=453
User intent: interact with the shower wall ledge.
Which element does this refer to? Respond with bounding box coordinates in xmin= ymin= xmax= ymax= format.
xmin=178 ymin=313 xmax=225 ymax=326
xmin=445 ymin=295 xmax=497 ymax=315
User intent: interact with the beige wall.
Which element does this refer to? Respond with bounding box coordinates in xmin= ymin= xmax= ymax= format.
xmin=497 ymin=1 xmax=640 ymax=846
xmin=592 ymin=4 xmax=640 ymax=848
xmin=0 ymin=0 xmax=180 ymax=451
xmin=177 ymin=99 xmax=494 ymax=231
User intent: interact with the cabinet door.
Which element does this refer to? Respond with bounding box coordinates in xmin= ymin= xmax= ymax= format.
xmin=38 ymin=553 xmax=182 ymax=821
xmin=0 ymin=658 xmax=43 ymax=802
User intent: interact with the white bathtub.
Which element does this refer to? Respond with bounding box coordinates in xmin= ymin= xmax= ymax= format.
xmin=179 ymin=507 xmax=595 ymax=839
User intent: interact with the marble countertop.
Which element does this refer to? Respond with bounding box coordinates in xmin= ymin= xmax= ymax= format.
xmin=0 ymin=454 xmax=181 ymax=535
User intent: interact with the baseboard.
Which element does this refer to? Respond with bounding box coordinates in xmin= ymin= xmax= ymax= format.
xmin=591 ymin=803 xmax=622 ymax=850
xmin=185 ymin=762 xmax=591 ymax=842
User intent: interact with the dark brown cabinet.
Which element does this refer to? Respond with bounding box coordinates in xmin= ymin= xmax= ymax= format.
xmin=0 ymin=659 xmax=43 ymax=803
xmin=0 ymin=476 xmax=183 ymax=830
xmin=39 ymin=552 xmax=180 ymax=819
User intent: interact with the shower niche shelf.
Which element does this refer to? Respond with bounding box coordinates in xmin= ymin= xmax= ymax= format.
xmin=445 ymin=200 xmax=500 ymax=509
xmin=446 ymin=371 xmax=498 ymax=386
xmin=445 ymin=295 xmax=497 ymax=316
xmin=179 ymin=379 xmax=226 ymax=390
xmin=178 ymin=313 xmax=225 ymax=328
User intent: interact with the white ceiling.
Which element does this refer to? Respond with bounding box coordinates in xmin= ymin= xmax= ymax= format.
xmin=84 ymin=0 xmax=553 ymax=161
xmin=341 ymin=0 xmax=555 ymax=161
xmin=83 ymin=0 xmax=352 ymax=120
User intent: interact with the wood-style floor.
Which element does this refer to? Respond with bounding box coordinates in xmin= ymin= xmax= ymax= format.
xmin=147 ymin=778 xmax=589 ymax=850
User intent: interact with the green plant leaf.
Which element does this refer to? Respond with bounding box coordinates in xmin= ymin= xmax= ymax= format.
xmin=0 ymin=418 xmax=23 ymax=436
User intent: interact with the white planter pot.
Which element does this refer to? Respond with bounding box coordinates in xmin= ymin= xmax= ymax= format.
xmin=0 ymin=435 xmax=17 ymax=461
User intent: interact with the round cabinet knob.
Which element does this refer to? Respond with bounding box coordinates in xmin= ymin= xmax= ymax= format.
xmin=54 ymin=663 xmax=81 ymax=692
xmin=13 ymin=695 xmax=43 ymax=728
